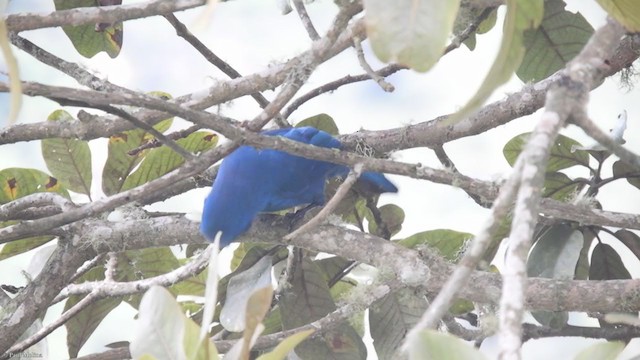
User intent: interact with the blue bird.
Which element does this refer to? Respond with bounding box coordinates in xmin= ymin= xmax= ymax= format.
xmin=200 ymin=127 xmax=397 ymax=246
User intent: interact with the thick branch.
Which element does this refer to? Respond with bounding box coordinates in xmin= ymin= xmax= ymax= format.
xmin=58 ymin=214 xmax=640 ymax=314
xmin=0 ymin=239 xmax=95 ymax=354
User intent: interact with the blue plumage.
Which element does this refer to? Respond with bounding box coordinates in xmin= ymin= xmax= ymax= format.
xmin=200 ymin=127 xmax=397 ymax=246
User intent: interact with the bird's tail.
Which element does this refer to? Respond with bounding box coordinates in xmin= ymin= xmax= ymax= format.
xmin=360 ymin=172 xmax=398 ymax=193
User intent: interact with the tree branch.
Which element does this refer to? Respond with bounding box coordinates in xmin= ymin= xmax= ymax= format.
xmin=54 ymin=242 xmax=211 ymax=302
xmin=4 ymin=0 xmax=206 ymax=32
xmin=0 ymin=192 xmax=75 ymax=222
xmin=283 ymin=5 xmax=496 ymax=118
xmin=0 ymin=238 xmax=95 ymax=354
xmin=497 ymin=18 xmax=626 ymax=359
xmin=572 ymin=113 xmax=640 ymax=172
xmin=292 ymin=0 xmax=320 ymax=41
xmin=64 ymin=214 xmax=640 ymax=315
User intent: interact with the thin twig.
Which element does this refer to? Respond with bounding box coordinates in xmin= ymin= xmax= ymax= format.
xmin=275 ymin=247 xmax=300 ymax=297
xmin=292 ymin=0 xmax=320 ymax=40
xmin=433 ymin=145 xmax=491 ymax=208
xmin=283 ymin=6 xmax=496 ymax=118
xmin=54 ymin=244 xmax=212 ymax=302
xmin=9 ymin=34 xmax=131 ymax=94
xmin=352 ymin=36 xmax=394 ymax=92
xmin=248 ymin=4 xmax=361 ymax=130
xmin=128 ymin=124 xmax=203 ymax=156
xmin=572 ymin=113 xmax=640 ymax=171
xmin=94 ymin=104 xmax=195 ymax=160
xmin=104 ymin=252 xmax=118 ymax=282
xmin=283 ymin=64 xmax=405 ymax=118
xmin=162 ymin=14 xmax=291 ymax=128
xmin=68 ymin=253 xmax=106 ymax=284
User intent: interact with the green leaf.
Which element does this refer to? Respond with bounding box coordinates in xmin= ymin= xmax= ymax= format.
xmin=117 ymin=248 xmax=181 ymax=308
xmin=226 ymin=287 xmax=274 ymax=360
xmin=280 ymin=258 xmax=366 ymax=359
xmin=121 ymin=131 xmax=217 ymax=191
xmin=183 ymin=312 xmax=219 ymax=360
xmin=527 ymin=224 xmax=583 ymax=328
xmin=256 ymin=329 xmax=315 ymax=360
xmin=54 ymin=0 xmax=123 ymax=58
xmin=399 ymin=229 xmax=476 ymax=316
xmin=130 ymin=286 xmax=217 ymax=360
xmin=280 ymin=258 xmax=337 ymax=327
xmin=0 ymin=223 xmax=54 ymax=261
xmin=364 ymin=0 xmax=461 ymax=72
xmin=487 ymin=215 xmax=512 ymax=263
xmin=296 ymin=114 xmax=339 ymax=135
xmin=612 ymin=160 xmax=640 ymax=190
xmin=262 ymin=307 xmax=283 ymax=336
xmin=218 ymin=247 xmax=284 ymax=315
xmin=517 ymin=0 xmax=593 ymax=82
xmin=315 ymin=256 xmax=353 ymax=285
xmin=367 ymin=204 xmax=405 ymax=238
xmin=315 ymin=257 xmax=364 ymax=335
xmin=574 ymin=341 xmax=625 ymax=360
xmin=65 ymin=267 xmax=122 ymax=358
xmin=66 ymin=298 xmax=122 ymax=357
xmin=454 ymin=5 xmax=497 ymax=51
xmin=325 ymin=179 xmax=370 ymax=228
xmin=589 ymin=243 xmax=631 ymax=281
xmin=446 ymin=0 xmax=544 ymax=124
xmin=596 ymin=0 xmax=640 ymax=32
xmin=41 ymin=110 xmax=92 ymax=196
xmin=171 ymin=259 xmax=207 ymax=297
xmin=477 ymin=9 xmax=498 ymax=34
xmin=503 ymin=133 xmax=589 ymax=171
xmin=590 ymin=243 xmax=635 ymax=328
xmin=613 ymin=229 xmax=640 ymax=263
xmin=0 ymin=168 xmax=69 ymax=204
xmin=528 ymin=224 xmax=583 ymax=279
xmin=220 ymin=255 xmax=273 ymax=332
xmin=231 ymin=243 xmax=278 ymax=272
xmin=574 ymin=227 xmax=598 ymax=280
xmin=542 ymin=172 xmax=579 ymax=201
xmin=118 ymin=248 xmax=180 ymax=281
xmin=408 ymin=329 xmax=488 ymax=360
xmin=102 ymin=115 xmax=173 ymax=196
xmin=369 ymin=288 xmax=427 ymax=360
xmin=448 ymin=299 xmax=474 ymax=315
xmin=400 ymin=229 xmax=472 ymax=262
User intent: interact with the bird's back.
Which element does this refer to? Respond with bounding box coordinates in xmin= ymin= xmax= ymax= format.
xmin=200 ymin=126 xmax=397 ymax=245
